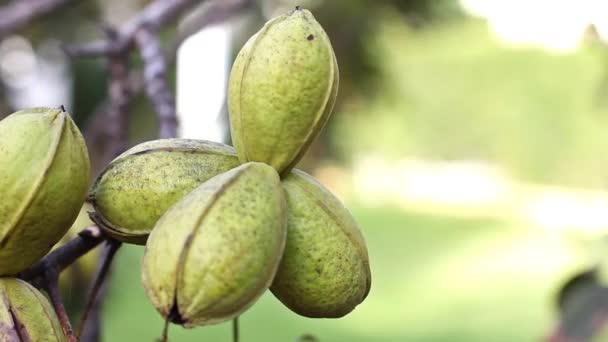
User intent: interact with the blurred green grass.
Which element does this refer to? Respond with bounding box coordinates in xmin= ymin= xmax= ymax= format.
xmin=101 ymin=203 xmax=583 ymax=341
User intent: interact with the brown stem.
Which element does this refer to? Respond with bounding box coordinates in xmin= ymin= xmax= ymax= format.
xmin=17 ymin=226 xmax=108 ymax=341
xmin=19 ymin=226 xmax=105 ymax=282
xmin=161 ymin=315 xmax=171 ymax=342
xmin=43 ymin=266 xmax=77 ymax=342
xmin=233 ymin=316 xmax=240 ymax=342
xmin=76 ymin=240 xmax=122 ymax=340
xmin=79 ymin=291 xmax=103 ymax=342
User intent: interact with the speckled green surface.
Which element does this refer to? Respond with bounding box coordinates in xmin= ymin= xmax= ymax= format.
xmin=228 ymin=7 xmax=338 ymax=176
xmin=0 ymin=278 xmax=66 ymax=341
xmin=142 ymin=162 xmax=287 ymax=327
xmin=0 ymin=108 xmax=90 ymax=276
xmin=90 ymin=139 xmax=240 ymax=244
xmin=271 ymin=169 xmax=371 ymax=318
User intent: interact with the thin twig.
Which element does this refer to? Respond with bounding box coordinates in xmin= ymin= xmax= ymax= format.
xmin=76 ymin=240 xmax=122 ymax=340
xmin=0 ymin=1 xmax=258 ymax=341
xmin=175 ymin=0 xmax=252 ymax=48
xmin=0 ymin=0 xmax=74 ymax=37
xmin=65 ymin=0 xmax=202 ymax=140
xmin=79 ymin=284 xmax=104 ymax=342
xmin=69 ymin=0 xmax=255 ymax=142
xmin=64 ymin=0 xmax=201 ymax=58
xmin=135 ymin=24 xmax=177 ymax=138
xmin=19 ymin=225 xmax=105 ymax=282
xmin=43 ymin=266 xmax=77 ymax=342
xmin=161 ymin=316 xmax=171 ymax=342
xmin=103 ymin=26 xmax=132 ymax=159
xmin=233 ymin=316 xmax=240 ymax=342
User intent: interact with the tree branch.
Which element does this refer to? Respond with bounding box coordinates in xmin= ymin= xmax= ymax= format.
xmin=64 ymin=0 xmax=201 ymax=58
xmin=65 ymin=0 xmax=204 ymax=140
xmin=76 ymin=240 xmax=122 ymax=341
xmin=19 ymin=225 xmax=105 ymax=282
xmin=135 ymin=24 xmax=177 ymax=139
xmin=175 ymin=0 xmax=253 ymax=49
xmin=43 ymin=266 xmax=77 ymax=342
xmin=18 ymin=226 xmax=109 ymax=341
xmin=102 ymin=26 xmax=133 ymax=161
xmin=3 ymin=1 xmax=259 ymax=341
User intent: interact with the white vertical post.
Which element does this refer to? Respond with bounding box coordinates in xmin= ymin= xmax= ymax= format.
xmin=176 ymin=24 xmax=232 ymax=142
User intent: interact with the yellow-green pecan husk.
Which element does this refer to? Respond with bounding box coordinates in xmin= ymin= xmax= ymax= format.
xmin=228 ymin=7 xmax=339 ymax=176
xmin=271 ymin=169 xmax=371 ymax=318
xmin=0 ymin=108 xmax=90 ymax=276
xmin=89 ymin=139 xmax=240 ymax=245
xmin=0 ymin=278 xmax=66 ymax=341
xmin=142 ymin=162 xmax=287 ymax=327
